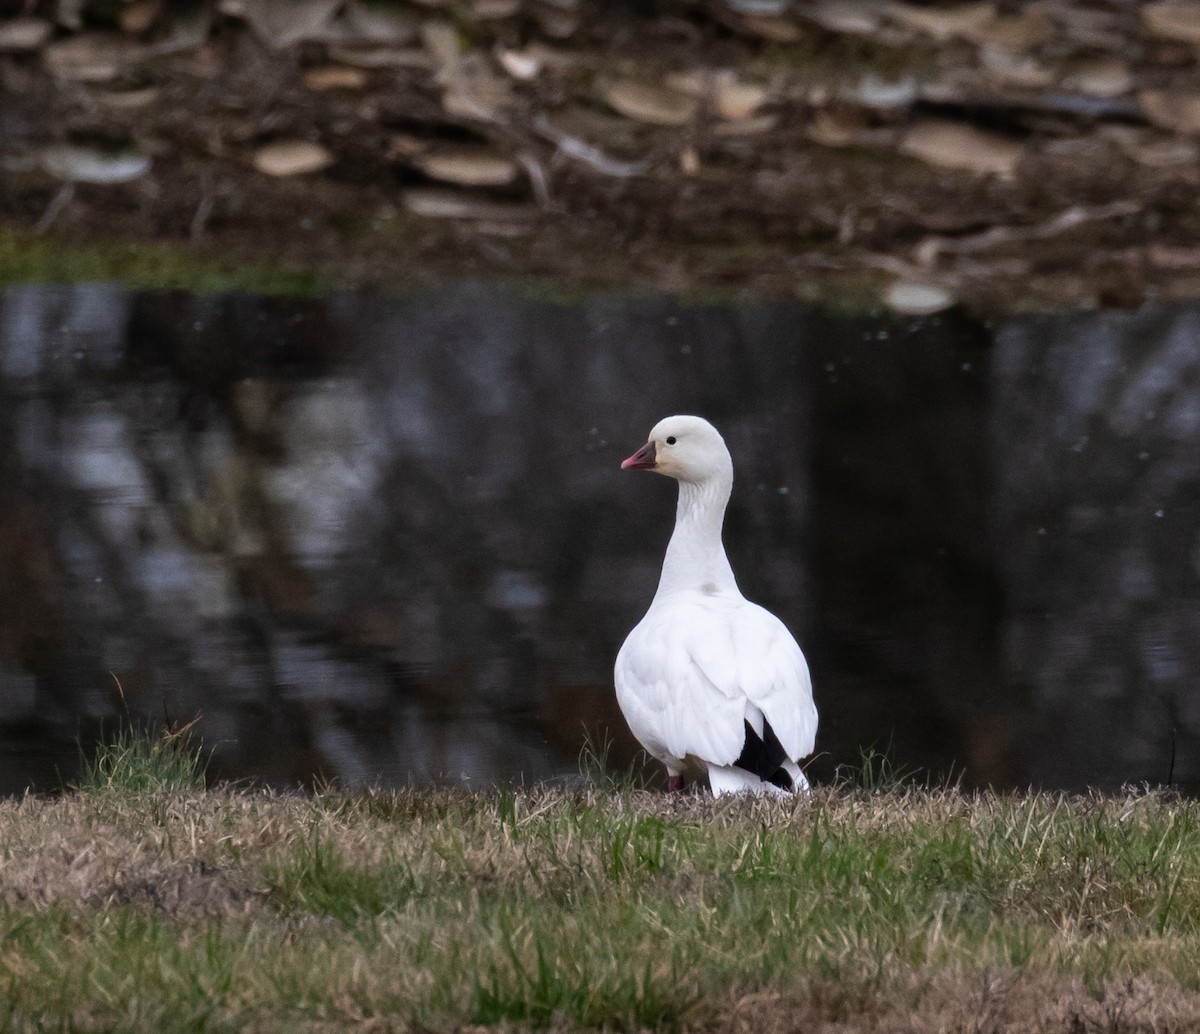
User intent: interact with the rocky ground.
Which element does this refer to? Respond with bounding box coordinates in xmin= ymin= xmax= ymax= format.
xmin=3 ymin=0 xmax=1200 ymax=310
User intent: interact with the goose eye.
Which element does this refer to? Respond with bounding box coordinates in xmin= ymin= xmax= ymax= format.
xmin=666 ymin=436 xmax=677 ymax=445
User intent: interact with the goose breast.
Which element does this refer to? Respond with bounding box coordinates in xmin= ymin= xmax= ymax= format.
xmin=615 ymin=591 xmax=816 ymax=775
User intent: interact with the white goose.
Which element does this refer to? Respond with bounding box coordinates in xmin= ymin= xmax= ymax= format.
xmin=614 ymin=415 xmax=817 ymax=796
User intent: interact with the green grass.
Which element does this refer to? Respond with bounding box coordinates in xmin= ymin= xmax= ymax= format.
xmin=5 ymin=732 xmax=1200 ymax=1031
xmin=0 ymin=227 xmax=325 ymax=295
xmin=75 ymin=722 xmax=207 ymax=795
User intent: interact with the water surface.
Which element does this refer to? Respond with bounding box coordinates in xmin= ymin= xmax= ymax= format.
xmin=2 ymin=283 xmax=1197 ymax=793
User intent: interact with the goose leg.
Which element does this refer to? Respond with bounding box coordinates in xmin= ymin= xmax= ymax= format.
xmin=781 ymin=760 xmax=810 ymax=793
xmin=707 ymin=763 xmax=791 ymax=797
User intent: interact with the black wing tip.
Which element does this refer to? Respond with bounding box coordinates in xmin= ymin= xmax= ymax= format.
xmin=767 ymin=767 xmax=794 ymax=791
xmin=733 ymin=718 xmax=794 ymax=790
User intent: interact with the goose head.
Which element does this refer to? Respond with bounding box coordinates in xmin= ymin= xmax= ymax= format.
xmin=620 ymin=415 xmax=733 ymax=485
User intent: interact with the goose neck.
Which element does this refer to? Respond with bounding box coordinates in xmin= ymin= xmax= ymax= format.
xmin=654 ymin=475 xmax=739 ymax=599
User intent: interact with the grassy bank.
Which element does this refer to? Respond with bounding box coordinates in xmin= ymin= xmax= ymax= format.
xmin=3 ymin=743 xmax=1200 ymax=1032
xmin=0 ymin=228 xmax=326 ymax=296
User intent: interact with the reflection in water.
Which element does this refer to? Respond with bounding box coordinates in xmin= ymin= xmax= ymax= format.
xmin=1 ymin=284 xmax=1198 ymax=794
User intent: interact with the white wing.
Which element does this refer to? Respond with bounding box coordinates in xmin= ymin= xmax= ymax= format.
xmin=614 ymin=592 xmax=817 ymax=770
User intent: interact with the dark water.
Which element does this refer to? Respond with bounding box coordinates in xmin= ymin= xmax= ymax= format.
xmin=1 ymin=282 xmax=1198 ymax=794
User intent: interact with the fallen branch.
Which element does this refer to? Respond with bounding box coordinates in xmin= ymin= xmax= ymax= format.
xmin=915 ymin=201 xmax=1141 ymax=266
xmin=531 ymin=115 xmax=650 ymax=178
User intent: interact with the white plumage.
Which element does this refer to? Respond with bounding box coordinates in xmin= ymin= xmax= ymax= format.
xmin=614 ymin=415 xmax=817 ymax=796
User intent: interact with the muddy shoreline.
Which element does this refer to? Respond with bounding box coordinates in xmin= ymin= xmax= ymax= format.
xmin=3 ymin=1 xmax=1200 ymax=308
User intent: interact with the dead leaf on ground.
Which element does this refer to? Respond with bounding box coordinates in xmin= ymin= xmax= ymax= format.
xmin=43 ymin=34 xmax=143 ymax=82
xmin=600 ymin=79 xmax=698 ymax=126
xmin=900 ymin=120 xmax=1024 ymax=178
xmin=91 ymin=84 xmax=160 ymax=109
xmin=304 ymin=65 xmax=369 ymax=91
xmin=724 ymin=0 xmax=789 ymax=15
xmin=798 ymin=0 xmax=886 ymax=35
xmin=1136 ymin=138 xmax=1200 ymax=167
xmin=473 ymin=0 xmax=522 ymax=19
xmin=838 ymin=73 xmax=919 ymax=109
xmin=733 ymin=13 xmax=802 ymax=42
xmin=715 ymin=80 xmax=769 ymax=120
xmin=150 ymin=8 xmax=212 ymax=54
xmin=441 ymin=55 xmax=513 ymax=121
xmin=41 ymin=144 xmax=151 ymax=184
xmin=667 ymin=71 xmax=769 ymax=120
xmin=1052 ymin=4 xmax=1126 ymax=48
xmin=496 ymin=47 xmax=541 ymax=80
xmin=402 ymin=188 xmax=534 ymax=220
xmin=712 ymin=114 xmax=778 ymax=137
xmin=119 ymin=0 xmax=162 ymax=35
xmin=1061 ymin=58 xmax=1132 ymax=98
xmin=535 ymin=7 xmax=579 ymax=38
xmin=806 ymin=111 xmax=867 ymax=148
xmin=388 ymin=133 xmax=426 ymax=159
xmin=421 ymin=20 xmax=461 ymax=74
xmin=252 ymin=140 xmax=335 ymax=177
xmin=328 ymin=44 xmax=431 ymax=69
xmin=54 ymin=0 xmax=85 ymax=30
xmin=884 ymin=281 xmax=956 ymax=315
xmin=332 ymin=3 xmax=419 ymax=45
xmin=237 ymin=0 xmax=341 ymax=50
xmin=0 ymin=17 xmax=53 ymax=51
xmin=971 ymin=10 xmax=1055 ymax=51
xmin=979 ymin=45 xmax=1054 ymax=89
xmin=1143 ymin=1 xmax=1200 ymax=45
xmin=1139 ymin=89 xmax=1200 ymax=134
xmin=1148 ymin=244 xmax=1200 ymax=269
xmin=416 ymin=148 xmax=520 ymax=187
xmin=886 ymin=2 xmax=996 ymax=41
xmin=1102 ymin=126 xmax=1200 ymax=167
